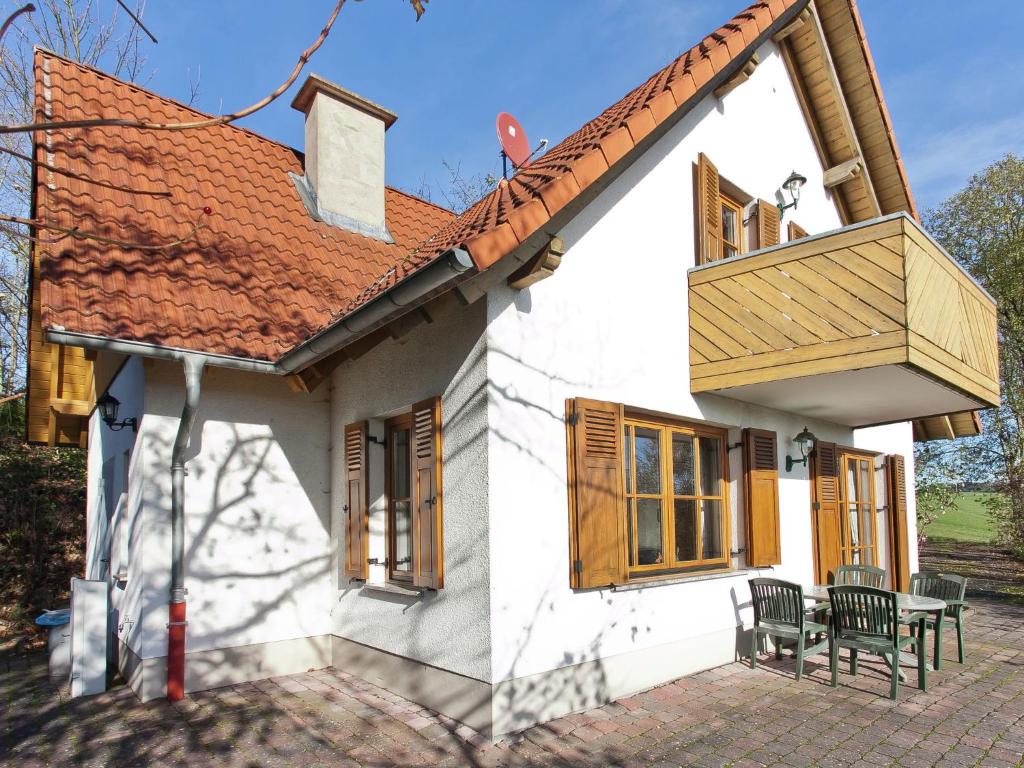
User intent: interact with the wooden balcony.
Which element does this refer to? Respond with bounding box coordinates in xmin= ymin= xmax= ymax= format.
xmin=688 ymin=214 xmax=999 ymax=428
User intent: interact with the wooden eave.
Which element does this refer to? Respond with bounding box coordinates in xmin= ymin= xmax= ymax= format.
xmin=779 ymin=0 xmax=919 ymax=226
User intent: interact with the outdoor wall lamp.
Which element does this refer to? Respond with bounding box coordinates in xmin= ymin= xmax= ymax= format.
xmin=786 ymin=426 xmax=817 ymax=472
xmin=97 ymin=392 xmax=138 ymax=433
xmin=777 ymin=170 xmax=807 ymax=219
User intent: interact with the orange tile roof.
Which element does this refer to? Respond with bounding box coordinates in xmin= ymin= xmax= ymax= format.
xmin=35 ymin=0 xmax=914 ymax=366
xmin=33 ymin=51 xmax=455 ymax=362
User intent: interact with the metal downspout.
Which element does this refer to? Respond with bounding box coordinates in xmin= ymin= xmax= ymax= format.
xmin=167 ymin=356 xmax=205 ymax=701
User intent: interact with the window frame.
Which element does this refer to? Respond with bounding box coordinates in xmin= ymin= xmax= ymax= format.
xmin=622 ymin=413 xmax=731 ymax=580
xmin=838 ymin=451 xmax=880 ymax=568
xmin=385 ymin=413 xmax=415 ymax=584
xmin=719 ymin=193 xmax=744 ymax=260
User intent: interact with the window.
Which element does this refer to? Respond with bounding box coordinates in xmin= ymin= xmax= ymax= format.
xmin=720 ymin=195 xmax=743 ymax=260
xmin=622 ymin=416 xmax=729 ymax=577
xmin=344 ymin=397 xmax=444 ymax=589
xmin=695 ymin=152 xmax=779 ymax=265
xmin=386 ymin=415 xmax=415 ymax=582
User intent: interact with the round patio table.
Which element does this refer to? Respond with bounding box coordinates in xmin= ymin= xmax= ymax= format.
xmin=804 ymin=585 xmax=947 ymax=675
xmin=803 ymin=585 xmax=946 ymax=614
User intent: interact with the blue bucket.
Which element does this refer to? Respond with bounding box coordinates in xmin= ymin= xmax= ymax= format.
xmin=35 ymin=608 xmax=71 ymax=627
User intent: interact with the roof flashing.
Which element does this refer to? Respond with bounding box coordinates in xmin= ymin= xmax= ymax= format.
xmin=289 ymin=172 xmax=395 ymax=244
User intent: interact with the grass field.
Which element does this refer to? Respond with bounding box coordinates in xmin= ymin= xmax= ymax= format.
xmin=921 ymin=491 xmax=998 ymax=543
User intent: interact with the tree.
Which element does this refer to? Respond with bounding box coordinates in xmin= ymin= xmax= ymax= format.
xmin=0 ymin=0 xmax=153 ymax=395
xmin=926 ymin=153 xmax=1024 ymax=556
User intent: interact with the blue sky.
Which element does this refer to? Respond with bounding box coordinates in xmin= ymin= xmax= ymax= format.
xmin=125 ymin=1 xmax=1024 ymax=214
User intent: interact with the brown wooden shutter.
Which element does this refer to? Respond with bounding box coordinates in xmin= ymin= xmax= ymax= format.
xmin=756 ymin=199 xmax=780 ymax=249
xmin=886 ymin=454 xmax=911 ymax=592
xmin=787 ymin=220 xmax=807 ymax=241
xmin=566 ymin=398 xmax=626 ymax=588
xmin=811 ymin=441 xmax=842 ymax=584
xmin=412 ymin=397 xmax=444 ymax=589
xmin=696 ymin=153 xmax=721 ymax=264
xmin=743 ymin=428 xmax=781 ymax=567
xmin=344 ymin=421 xmax=369 ymax=580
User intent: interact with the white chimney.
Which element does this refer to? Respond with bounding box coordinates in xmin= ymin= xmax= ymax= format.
xmin=291 ymin=74 xmax=397 ymax=241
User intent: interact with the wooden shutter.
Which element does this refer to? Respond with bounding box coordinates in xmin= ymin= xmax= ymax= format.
xmin=412 ymin=397 xmax=444 ymax=589
xmin=811 ymin=441 xmax=842 ymax=584
xmin=696 ymin=153 xmax=721 ymax=264
xmin=743 ymin=428 xmax=780 ymax=567
xmin=566 ymin=398 xmax=626 ymax=589
xmin=756 ymin=199 xmax=780 ymax=249
xmin=344 ymin=421 xmax=369 ymax=580
xmin=787 ymin=220 xmax=807 ymax=241
xmin=886 ymin=454 xmax=911 ymax=592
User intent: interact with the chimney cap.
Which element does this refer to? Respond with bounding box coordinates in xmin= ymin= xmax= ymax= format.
xmin=291 ymin=73 xmax=397 ymax=129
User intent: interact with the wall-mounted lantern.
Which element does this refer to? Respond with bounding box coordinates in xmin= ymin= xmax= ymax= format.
xmin=97 ymin=392 xmax=137 ymax=433
xmin=786 ymin=426 xmax=817 ymax=472
xmin=777 ymin=170 xmax=807 ymax=219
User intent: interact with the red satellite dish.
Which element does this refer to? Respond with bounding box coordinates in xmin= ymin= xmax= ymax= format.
xmin=496 ymin=112 xmax=531 ymax=168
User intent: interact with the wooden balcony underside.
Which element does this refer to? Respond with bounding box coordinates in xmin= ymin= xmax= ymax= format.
xmin=688 ymin=214 xmax=999 ymax=427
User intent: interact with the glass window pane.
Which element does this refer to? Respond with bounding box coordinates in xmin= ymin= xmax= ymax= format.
xmin=698 ymin=436 xmax=722 ymax=497
xmin=623 ymin=426 xmax=633 ymax=494
xmin=636 ymin=498 xmax=664 ymax=565
xmin=848 ymin=504 xmax=860 ymax=548
xmin=723 ymin=244 xmax=738 ymax=260
xmin=393 ymin=501 xmax=412 ymax=571
xmin=674 ymin=499 xmax=697 ymax=562
xmin=626 ymin=498 xmax=636 ymax=567
xmin=634 ymin=427 xmax=661 ymax=495
xmin=721 ymin=204 xmax=737 ymax=245
xmin=672 ymin=433 xmax=695 ymax=496
xmin=861 ymin=505 xmax=874 ymax=555
xmin=393 ymin=429 xmax=410 ymax=498
xmin=847 ymin=462 xmax=859 ymax=503
xmin=860 ymin=462 xmax=871 ymax=504
xmin=701 ymin=499 xmax=723 ymax=560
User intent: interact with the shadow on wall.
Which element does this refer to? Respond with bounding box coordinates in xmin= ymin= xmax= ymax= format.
xmin=132 ymin=376 xmax=333 ymax=669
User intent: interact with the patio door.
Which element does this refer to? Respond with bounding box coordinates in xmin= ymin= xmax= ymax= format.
xmin=811 ymin=444 xmax=883 ymax=584
xmin=838 ymin=452 xmax=879 ymax=567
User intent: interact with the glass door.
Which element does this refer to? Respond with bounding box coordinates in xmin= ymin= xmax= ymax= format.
xmin=839 ymin=453 xmax=878 ymax=566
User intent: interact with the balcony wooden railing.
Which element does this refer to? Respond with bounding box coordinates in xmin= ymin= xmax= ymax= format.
xmin=688 ymin=213 xmax=999 ymax=427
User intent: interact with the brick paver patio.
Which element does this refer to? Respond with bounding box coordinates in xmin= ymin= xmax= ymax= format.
xmin=2 ymin=599 xmax=1022 ymax=767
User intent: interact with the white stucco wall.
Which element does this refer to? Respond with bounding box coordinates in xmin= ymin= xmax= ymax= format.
xmin=128 ymin=361 xmax=332 ymax=666
xmin=86 ymin=355 xmax=145 ymax=656
xmin=331 ymin=297 xmax=492 ymax=683
xmin=483 ymin=40 xmax=915 ymax=686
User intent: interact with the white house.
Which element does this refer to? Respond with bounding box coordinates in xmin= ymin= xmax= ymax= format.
xmin=26 ymin=0 xmax=998 ymax=738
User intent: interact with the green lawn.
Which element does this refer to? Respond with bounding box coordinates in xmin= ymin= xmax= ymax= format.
xmin=922 ymin=492 xmax=998 ymax=543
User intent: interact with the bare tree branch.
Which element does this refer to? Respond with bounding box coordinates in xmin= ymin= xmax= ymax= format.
xmin=0 ymin=0 xmax=346 ymax=135
xmin=1 ymin=211 xmax=205 ymax=250
xmin=114 ymin=0 xmax=155 ymax=44
xmin=0 ymin=145 xmax=170 ymax=196
xmin=0 ymin=4 xmax=35 ymax=61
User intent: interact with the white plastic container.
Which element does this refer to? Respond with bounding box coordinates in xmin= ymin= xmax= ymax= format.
xmin=35 ymin=608 xmax=72 ymax=684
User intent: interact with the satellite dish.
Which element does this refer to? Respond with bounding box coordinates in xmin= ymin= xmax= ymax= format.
xmin=496 ymin=112 xmax=531 ymax=169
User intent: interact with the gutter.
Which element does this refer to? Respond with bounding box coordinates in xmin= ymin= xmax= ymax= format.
xmin=275 ymin=246 xmax=474 ymax=372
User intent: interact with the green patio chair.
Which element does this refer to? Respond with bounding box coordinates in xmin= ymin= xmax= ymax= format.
xmin=834 ymin=564 xmax=886 ymax=587
xmin=828 ymin=585 xmax=926 ymax=700
xmin=748 ymin=578 xmax=828 ymax=682
xmin=909 ymin=572 xmax=967 ymax=668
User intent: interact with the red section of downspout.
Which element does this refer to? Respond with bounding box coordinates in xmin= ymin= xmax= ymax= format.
xmin=167 ymin=601 xmax=186 ymax=701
